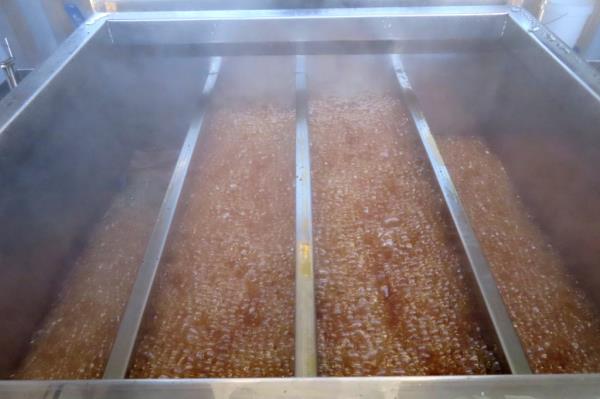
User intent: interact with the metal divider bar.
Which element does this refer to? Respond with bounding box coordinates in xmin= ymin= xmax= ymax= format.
xmin=294 ymin=55 xmax=318 ymax=377
xmin=390 ymin=54 xmax=532 ymax=375
xmin=103 ymin=57 xmax=222 ymax=379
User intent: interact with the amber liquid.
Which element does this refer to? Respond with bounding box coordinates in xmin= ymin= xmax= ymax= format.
xmin=128 ymin=57 xmax=296 ymax=378
xmin=14 ymin=148 xmax=177 ymax=379
xmin=438 ymin=135 xmax=600 ymax=373
xmin=308 ymin=57 xmax=501 ymax=375
xmin=15 ymin=55 xmax=600 ymax=378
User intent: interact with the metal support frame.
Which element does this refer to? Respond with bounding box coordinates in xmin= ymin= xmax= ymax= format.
xmin=0 ymin=16 xmax=107 ymax=136
xmin=391 ymin=55 xmax=532 ymax=374
xmin=3 ymin=375 xmax=600 ymax=398
xmin=4 ymin=4 xmax=600 ymax=397
xmin=294 ymin=55 xmax=317 ymax=377
xmin=102 ymin=57 xmax=221 ymax=379
xmin=91 ymin=0 xmax=507 ymax=13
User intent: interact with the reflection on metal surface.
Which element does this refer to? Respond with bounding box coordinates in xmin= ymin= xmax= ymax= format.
xmin=507 ymin=6 xmax=600 ymax=102
xmin=92 ymin=0 xmax=507 ymax=13
xmin=504 ymin=6 xmax=600 ymax=150
xmin=390 ymin=54 xmax=531 ymax=375
xmin=294 ymin=55 xmax=317 ymax=377
xmin=102 ymin=57 xmax=221 ymax=379
xmin=0 ymin=18 xmax=106 ymax=137
xmin=105 ymin=6 xmax=508 ymax=49
xmin=3 ymin=375 xmax=600 ymax=398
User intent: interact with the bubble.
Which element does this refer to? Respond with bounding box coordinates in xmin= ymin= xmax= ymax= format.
xmin=310 ymin=90 xmax=500 ymax=376
xmin=439 ymin=135 xmax=600 ymax=373
xmin=128 ymin=59 xmax=296 ymax=378
xmin=15 ymin=148 xmax=176 ymax=379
